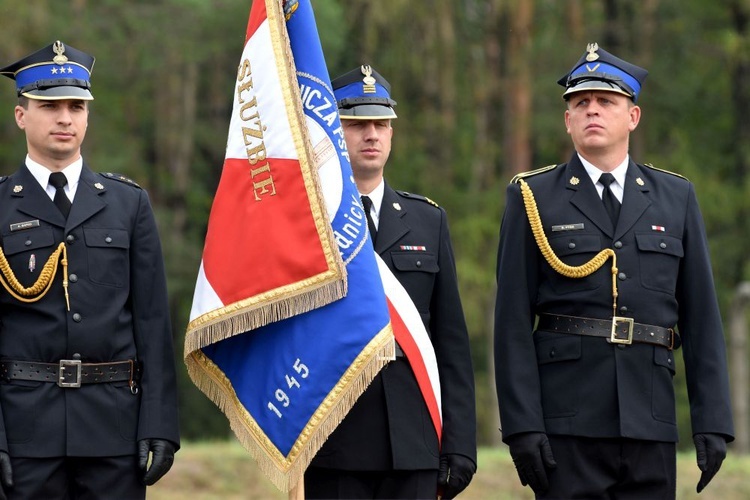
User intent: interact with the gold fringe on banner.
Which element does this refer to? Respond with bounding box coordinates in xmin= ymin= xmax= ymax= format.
xmin=184 ymin=0 xmax=396 ymax=492
xmin=184 ymin=327 xmax=394 ymax=492
xmin=185 ymin=0 xmax=354 ymax=353
xmin=184 ymin=277 xmax=347 ymax=354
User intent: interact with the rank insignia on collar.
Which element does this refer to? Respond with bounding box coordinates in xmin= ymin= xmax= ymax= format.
xmin=569 ymin=176 xmax=580 ymax=185
xmin=13 ymin=185 xmax=23 ymax=193
xmin=393 ymin=202 xmax=401 ymax=211
xmin=636 ymin=177 xmax=645 ymax=186
xmin=94 ymin=182 xmax=104 ymax=190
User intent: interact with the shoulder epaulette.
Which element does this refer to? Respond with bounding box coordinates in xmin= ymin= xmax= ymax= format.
xmin=396 ymin=190 xmax=439 ymax=208
xmin=642 ymin=163 xmax=688 ymax=181
xmin=511 ymin=164 xmax=558 ymax=184
xmin=99 ymin=172 xmax=142 ymax=188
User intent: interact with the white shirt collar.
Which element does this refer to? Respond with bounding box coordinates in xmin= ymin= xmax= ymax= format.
xmin=25 ymin=155 xmax=84 ymax=201
xmin=360 ymin=179 xmax=385 ymax=228
xmin=578 ymin=153 xmax=628 ymax=203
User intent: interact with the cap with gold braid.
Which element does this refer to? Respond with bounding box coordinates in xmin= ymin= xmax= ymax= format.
xmin=332 ymin=65 xmax=397 ymax=119
xmin=0 ymin=40 xmax=95 ymax=100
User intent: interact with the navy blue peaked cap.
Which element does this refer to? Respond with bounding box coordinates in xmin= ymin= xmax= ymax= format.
xmin=0 ymin=40 xmax=95 ymax=100
xmin=558 ymin=43 xmax=647 ymax=102
xmin=332 ymin=65 xmax=397 ymax=119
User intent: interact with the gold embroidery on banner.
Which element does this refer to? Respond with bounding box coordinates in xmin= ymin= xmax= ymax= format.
xmin=186 ymin=0 xmax=347 ymax=344
xmin=184 ymin=326 xmax=394 ymax=492
xmin=236 ymin=60 xmax=277 ymax=200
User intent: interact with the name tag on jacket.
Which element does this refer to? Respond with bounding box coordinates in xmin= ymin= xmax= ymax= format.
xmin=551 ymin=223 xmax=584 ymax=232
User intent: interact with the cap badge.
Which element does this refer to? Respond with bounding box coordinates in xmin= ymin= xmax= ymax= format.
xmin=360 ymin=65 xmax=377 ymax=94
xmin=586 ymin=63 xmax=600 ymax=73
xmin=569 ymin=176 xmax=580 ymax=185
xmin=585 ymin=42 xmax=599 ymax=62
xmin=52 ymin=40 xmax=69 ymax=65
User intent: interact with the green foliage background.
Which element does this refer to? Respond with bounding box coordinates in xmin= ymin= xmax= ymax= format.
xmin=0 ymin=0 xmax=747 ymax=450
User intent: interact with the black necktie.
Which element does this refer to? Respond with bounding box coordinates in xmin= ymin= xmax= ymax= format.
xmin=361 ymin=195 xmax=377 ymax=245
xmin=49 ymin=172 xmax=71 ymax=218
xmin=598 ymin=173 xmax=620 ymax=225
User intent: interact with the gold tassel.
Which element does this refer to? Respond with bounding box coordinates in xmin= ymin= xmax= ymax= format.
xmin=184 ymin=278 xmax=347 ymax=355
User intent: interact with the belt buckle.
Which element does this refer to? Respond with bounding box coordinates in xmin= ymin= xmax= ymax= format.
xmin=58 ymin=359 xmax=82 ymax=388
xmin=610 ymin=316 xmax=634 ymax=345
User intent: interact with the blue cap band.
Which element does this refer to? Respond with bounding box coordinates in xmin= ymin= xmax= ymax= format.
xmin=15 ymin=63 xmax=91 ymax=92
xmin=568 ymin=61 xmax=641 ymax=98
xmin=334 ymin=81 xmax=391 ymax=103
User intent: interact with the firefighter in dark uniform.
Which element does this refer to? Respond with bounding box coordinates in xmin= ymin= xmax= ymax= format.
xmin=304 ymin=66 xmax=477 ymax=499
xmin=494 ymin=43 xmax=734 ymax=498
xmin=0 ymin=41 xmax=179 ymax=499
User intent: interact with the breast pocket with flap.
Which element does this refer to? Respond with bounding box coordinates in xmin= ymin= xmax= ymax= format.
xmin=83 ymin=228 xmax=130 ymax=287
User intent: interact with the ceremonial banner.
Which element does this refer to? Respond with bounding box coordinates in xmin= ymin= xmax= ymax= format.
xmin=185 ymin=0 xmax=442 ymax=491
xmin=185 ymin=0 xmax=392 ymax=490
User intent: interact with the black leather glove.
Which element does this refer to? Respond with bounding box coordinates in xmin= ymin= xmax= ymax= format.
xmin=437 ymin=453 xmax=476 ymax=499
xmin=694 ymin=433 xmax=727 ymax=493
xmin=506 ymin=432 xmax=556 ymax=494
xmin=138 ymin=439 xmax=176 ymax=486
xmin=0 ymin=451 xmax=12 ymax=496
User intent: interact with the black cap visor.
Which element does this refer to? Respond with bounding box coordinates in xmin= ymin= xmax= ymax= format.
xmin=562 ymin=76 xmax=634 ymax=100
xmin=337 ymin=96 xmax=397 ymax=120
xmin=20 ymin=80 xmax=93 ymax=100
xmin=339 ymin=103 xmax=397 ymax=120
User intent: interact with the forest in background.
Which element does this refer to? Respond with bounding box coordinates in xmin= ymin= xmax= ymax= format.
xmin=0 ymin=0 xmax=748 ymax=451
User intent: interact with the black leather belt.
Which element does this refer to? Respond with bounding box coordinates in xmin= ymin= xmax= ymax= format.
xmin=538 ymin=314 xmax=679 ymax=350
xmin=0 ymin=359 xmax=140 ymax=390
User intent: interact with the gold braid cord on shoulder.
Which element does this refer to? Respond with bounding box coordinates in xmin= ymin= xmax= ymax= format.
xmin=0 ymin=242 xmax=70 ymax=311
xmin=518 ymin=179 xmax=619 ymax=315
